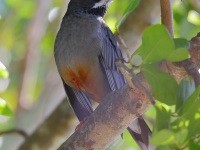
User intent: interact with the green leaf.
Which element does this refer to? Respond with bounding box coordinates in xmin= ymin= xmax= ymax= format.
xmin=182 ymin=98 xmax=200 ymax=139
xmin=116 ymin=0 xmax=140 ymax=27
xmin=174 ymin=38 xmax=189 ymax=50
xmin=0 ymin=61 xmax=9 ymax=78
xmin=181 ymin=86 xmax=200 ymax=115
xmin=187 ymin=102 xmax=200 ymax=139
xmin=0 ymin=98 xmax=13 ymax=116
xmin=138 ymin=24 xmax=175 ymax=63
xmin=142 ymin=64 xmax=178 ymax=105
xmin=176 ymin=78 xmax=195 ymax=112
xmin=131 ymin=54 xmax=143 ymax=66
xmin=189 ymin=141 xmax=200 ymax=150
xmin=174 ymin=128 xmax=188 ymax=146
xmin=156 ymin=145 xmax=171 ymax=150
xmin=175 ymin=86 xmax=200 ymax=139
xmin=151 ymin=129 xmax=176 ymax=146
xmin=154 ymin=102 xmax=171 ymax=132
xmin=167 ymin=48 xmax=190 ymax=62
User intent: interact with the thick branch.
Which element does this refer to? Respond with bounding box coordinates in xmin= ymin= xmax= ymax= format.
xmin=58 ymin=80 xmax=151 ymax=149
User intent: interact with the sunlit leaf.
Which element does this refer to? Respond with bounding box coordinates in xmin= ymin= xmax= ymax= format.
xmin=142 ymin=64 xmax=178 ymax=105
xmin=174 ymin=128 xmax=188 ymax=146
xmin=0 ymin=61 xmax=9 ymax=78
xmin=116 ymin=0 xmax=140 ymax=27
xmin=182 ymin=99 xmax=200 ymax=139
xmin=138 ymin=24 xmax=175 ymax=63
xmin=133 ymin=25 xmax=190 ymax=64
xmin=151 ymin=129 xmax=176 ymax=146
xmin=0 ymin=98 xmax=13 ymax=116
xmin=154 ymin=102 xmax=171 ymax=132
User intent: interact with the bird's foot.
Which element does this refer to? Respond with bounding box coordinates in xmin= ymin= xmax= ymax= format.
xmin=75 ymin=117 xmax=88 ymax=131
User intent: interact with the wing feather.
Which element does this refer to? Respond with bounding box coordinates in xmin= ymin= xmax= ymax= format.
xmin=99 ymin=24 xmax=126 ymax=91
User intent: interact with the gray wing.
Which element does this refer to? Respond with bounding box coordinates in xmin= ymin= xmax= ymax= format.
xmin=99 ymin=24 xmax=126 ymax=91
xmin=62 ymin=80 xmax=93 ymax=121
xmin=99 ymin=24 xmax=152 ymax=150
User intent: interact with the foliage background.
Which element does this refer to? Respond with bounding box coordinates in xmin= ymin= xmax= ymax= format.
xmin=0 ymin=0 xmax=199 ymax=149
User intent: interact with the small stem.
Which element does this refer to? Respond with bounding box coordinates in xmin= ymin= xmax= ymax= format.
xmin=0 ymin=129 xmax=28 ymax=139
xmin=160 ymin=0 xmax=174 ymax=37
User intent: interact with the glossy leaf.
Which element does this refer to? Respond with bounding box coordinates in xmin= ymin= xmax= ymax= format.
xmin=167 ymin=48 xmax=190 ymax=62
xmin=133 ymin=26 xmax=190 ymax=64
xmin=138 ymin=24 xmax=175 ymax=63
xmin=142 ymin=64 xmax=178 ymax=105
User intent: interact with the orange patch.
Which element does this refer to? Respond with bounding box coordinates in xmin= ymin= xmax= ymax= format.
xmin=64 ymin=65 xmax=89 ymax=89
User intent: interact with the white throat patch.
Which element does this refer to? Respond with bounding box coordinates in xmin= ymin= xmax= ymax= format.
xmin=93 ymin=0 xmax=113 ymax=8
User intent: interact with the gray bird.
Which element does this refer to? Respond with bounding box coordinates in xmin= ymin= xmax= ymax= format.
xmin=54 ymin=0 xmax=152 ymax=149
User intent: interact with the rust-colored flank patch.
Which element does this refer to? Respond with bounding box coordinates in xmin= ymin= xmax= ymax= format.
xmin=64 ymin=65 xmax=89 ymax=89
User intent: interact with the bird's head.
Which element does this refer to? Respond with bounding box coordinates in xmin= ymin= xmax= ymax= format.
xmin=67 ymin=0 xmax=113 ymax=16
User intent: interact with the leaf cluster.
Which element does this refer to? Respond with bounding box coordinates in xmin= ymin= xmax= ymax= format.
xmin=131 ymin=24 xmax=200 ymax=149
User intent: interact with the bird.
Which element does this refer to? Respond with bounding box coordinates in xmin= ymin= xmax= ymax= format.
xmin=54 ymin=0 xmax=152 ymax=149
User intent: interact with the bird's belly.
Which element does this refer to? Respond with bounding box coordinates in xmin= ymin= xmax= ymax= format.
xmin=61 ymin=62 xmax=111 ymax=103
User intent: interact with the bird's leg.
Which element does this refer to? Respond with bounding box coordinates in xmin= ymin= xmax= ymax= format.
xmin=115 ymin=29 xmax=131 ymax=62
xmin=116 ymin=59 xmax=135 ymax=89
xmin=116 ymin=59 xmax=155 ymax=104
xmin=75 ymin=117 xmax=88 ymax=131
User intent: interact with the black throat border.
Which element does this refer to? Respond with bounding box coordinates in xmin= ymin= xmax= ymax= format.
xmin=82 ymin=5 xmax=107 ymax=17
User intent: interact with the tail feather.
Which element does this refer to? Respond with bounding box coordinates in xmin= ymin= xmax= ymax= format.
xmin=127 ymin=118 xmax=153 ymax=150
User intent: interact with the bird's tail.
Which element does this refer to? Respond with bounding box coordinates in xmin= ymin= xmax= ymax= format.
xmin=127 ymin=118 xmax=154 ymax=150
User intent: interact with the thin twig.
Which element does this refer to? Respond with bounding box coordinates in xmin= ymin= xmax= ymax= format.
xmin=160 ymin=0 xmax=174 ymax=37
xmin=0 ymin=129 xmax=28 ymax=139
xmin=160 ymin=0 xmax=200 ymax=87
xmin=116 ymin=29 xmax=131 ymax=62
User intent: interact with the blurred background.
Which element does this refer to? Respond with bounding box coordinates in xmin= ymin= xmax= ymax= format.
xmin=0 ymin=0 xmax=199 ymax=149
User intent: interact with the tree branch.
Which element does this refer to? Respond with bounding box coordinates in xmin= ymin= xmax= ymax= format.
xmin=160 ymin=0 xmax=200 ymax=87
xmin=175 ymin=33 xmax=200 ymax=87
xmin=58 ymin=80 xmax=152 ymax=149
xmin=160 ymin=0 xmax=174 ymax=37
